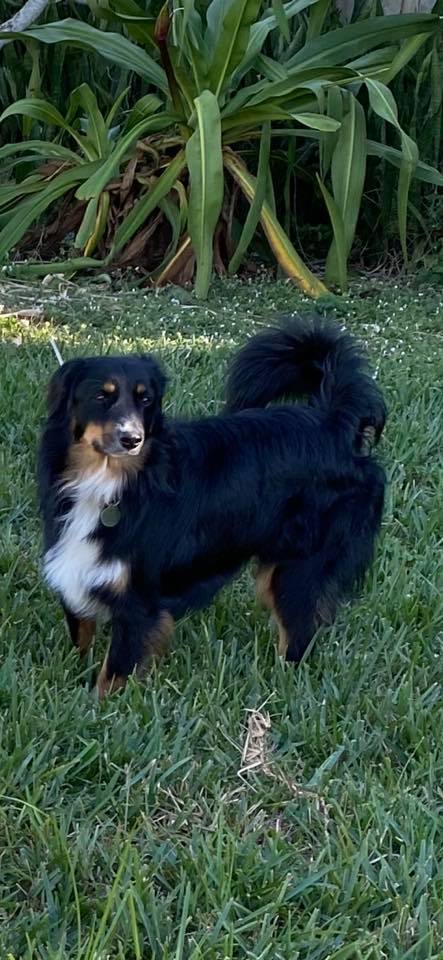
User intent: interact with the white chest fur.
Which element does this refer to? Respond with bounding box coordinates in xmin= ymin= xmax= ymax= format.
xmin=44 ymin=463 xmax=127 ymax=618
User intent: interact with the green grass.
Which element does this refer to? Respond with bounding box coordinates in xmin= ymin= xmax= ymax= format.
xmin=0 ymin=275 xmax=442 ymax=960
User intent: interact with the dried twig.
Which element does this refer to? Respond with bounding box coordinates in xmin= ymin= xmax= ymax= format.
xmin=0 ymin=307 xmax=44 ymax=323
xmin=239 ymin=707 xmax=330 ymax=824
xmin=0 ymin=0 xmax=50 ymax=49
xmin=49 ymin=338 xmax=64 ymax=366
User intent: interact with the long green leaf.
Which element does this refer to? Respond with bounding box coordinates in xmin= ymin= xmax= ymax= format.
xmin=272 ymin=0 xmax=290 ymax=41
xmin=175 ymin=0 xmax=205 ymax=54
xmin=397 ymin=163 xmax=413 ymax=264
xmin=180 ymin=38 xmax=209 ymax=98
xmin=76 ymin=112 xmax=178 ymax=201
xmin=270 ymin=127 xmax=443 ymax=185
xmin=205 ymin=0 xmax=230 ymax=45
xmin=2 ymin=19 xmax=168 ymax=92
xmin=106 ymin=86 xmax=131 ymax=132
xmin=156 ymin=195 xmax=182 ymax=272
xmin=94 ymin=0 xmax=156 ymax=49
xmin=0 ymin=176 xmax=48 ymax=209
xmin=321 ymin=85 xmax=343 ymax=176
xmin=0 ymin=98 xmax=71 ymax=130
xmin=0 ymin=177 xmax=45 ymax=211
xmin=347 ymin=46 xmax=397 ymax=71
xmin=228 ymin=121 xmax=271 ymax=275
xmin=186 ymin=91 xmax=224 ymax=299
xmin=0 ymin=140 xmax=80 ymax=163
xmin=0 ymin=162 xmax=100 ymax=260
xmin=307 ymin=0 xmax=330 ymax=41
xmin=222 ymin=103 xmax=294 ymax=134
xmin=260 ymin=0 xmax=319 ymax=26
xmin=291 ymin=112 xmax=341 ymax=131
xmin=331 ymin=96 xmax=366 ymax=246
xmin=366 ymin=140 xmax=443 ymax=186
xmin=168 ymin=46 xmax=197 ymax=112
xmin=0 ymin=96 xmax=90 ymax=157
xmin=109 ymin=150 xmax=186 ymax=259
xmin=223 ymin=66 xmax=356 ymax=117
xmin=366 ymin=77 xmax=400 ymax=128
xmin=75 ymin=196 xmax=100 ymax=250
xmin=265 ymin=167 xmax=276 ymax=216
xmin=4 ymin=257 xmax=104 ymax=278
xmin=69 ymin=84 xmax=109 ymax=158
xmin=85 ymin=191 xmax=110 ymax=256
xmin=326 ymin=94 xmax=366 ymax=284
xmin=172 ymin=180 xmax=189 ymax=234
xmin=125 ymin=94 xmax=163 ymax=131
xmin=224 ymin=148 xmax=328 ymax=298
xmin=255 ymin=53 xmax=288 ymax=82
xmin=207 ymin=0 xmax=263 ymax=99
xmin=287 ymin=14 xmax=439 ymax=70
xmin=366 ymin=77 xmax=418 ymax=161
xmin=235 ymin=0 xmax=318 ymax=82
xmin=365 ymin=78 xmax=418 ymax=262
xmin=317 ymin=175 xmax=347 ymax=293
xmin=383 ymin=33 xmax=432 ymax=84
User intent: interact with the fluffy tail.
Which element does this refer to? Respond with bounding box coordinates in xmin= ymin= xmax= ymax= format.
xmin=226 ymin=313 xmax=386 ymax=449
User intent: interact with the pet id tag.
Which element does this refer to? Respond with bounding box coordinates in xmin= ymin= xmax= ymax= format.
xmin=100 ymin=502 xmax=121 ymax=528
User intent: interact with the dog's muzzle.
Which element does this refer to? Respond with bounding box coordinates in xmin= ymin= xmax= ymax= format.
xmin=99 ymin=420 xmax=145 ymax=457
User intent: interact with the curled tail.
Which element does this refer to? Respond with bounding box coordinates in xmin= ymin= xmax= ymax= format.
xmin=226 ymin=313 xmax=386 ymax=449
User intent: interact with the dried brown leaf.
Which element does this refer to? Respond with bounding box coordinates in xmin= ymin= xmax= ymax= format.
xmin=155 ymin=234 xmax=194 ymax=287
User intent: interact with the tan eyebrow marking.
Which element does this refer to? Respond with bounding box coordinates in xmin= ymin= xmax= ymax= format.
xmin=136 ymin=383 xmax=147 ymax=395
xmin=103 ymin=381 xmax=116 ymax=393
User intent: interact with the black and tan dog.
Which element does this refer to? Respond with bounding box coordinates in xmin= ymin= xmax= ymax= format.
xmin=38 ymin=315 xmax=386 ymax=696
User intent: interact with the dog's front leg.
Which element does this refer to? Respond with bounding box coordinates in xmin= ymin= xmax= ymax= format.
xmin=95 ymin=591 xmax=174 ymax=699
xmin=62 ymin=603 xmax=96 ymax=656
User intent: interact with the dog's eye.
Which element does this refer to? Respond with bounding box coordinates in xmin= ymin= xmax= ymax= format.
xmin=139 ymin=393 xmax=153 ymax=406
xmin=95 ymin=392 xmax=107 ymax=402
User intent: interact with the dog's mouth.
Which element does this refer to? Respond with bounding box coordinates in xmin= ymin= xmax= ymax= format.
xmin=81 ymin=421 xmax=145 ymax=458
xmin=93 ymin=435 xmax=144 ymax=458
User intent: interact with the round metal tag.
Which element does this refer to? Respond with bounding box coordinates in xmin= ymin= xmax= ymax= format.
xmin=100 ymin=503 xmax=121 ymax=528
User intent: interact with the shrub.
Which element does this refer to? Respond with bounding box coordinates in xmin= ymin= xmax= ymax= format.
xmin=1 ymin=1 xmax=441 ymax=296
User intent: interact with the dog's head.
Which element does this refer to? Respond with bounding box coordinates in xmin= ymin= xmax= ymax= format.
xmin=47 ymin=354 xmax=166 ymax=459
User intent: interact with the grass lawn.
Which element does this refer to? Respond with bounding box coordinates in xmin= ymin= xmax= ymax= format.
xmin=0 ymin=275 xmax=442 ymax=960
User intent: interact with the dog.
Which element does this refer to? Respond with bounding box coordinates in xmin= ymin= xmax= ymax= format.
xmin=38 ymin=314 xmax=386 ymax=697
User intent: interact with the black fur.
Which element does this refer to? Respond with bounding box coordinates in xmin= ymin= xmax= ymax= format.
xmin=38 ymin=314 xmax=387 ymax=689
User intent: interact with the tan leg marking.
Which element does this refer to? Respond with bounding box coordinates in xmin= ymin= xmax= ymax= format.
xmin=95 ymin=611 xmax=175 ymax=699
xmin=77 ymin=619 xmax=96 ymax=656
xmin=147 ymin=611 xmax=175 ymax=659
xmin=96 ymin=653 xmax=127 ymax=700
xmin=315 ymin=593 xmax=336 ymax=628
xmin=256 ymin=565 xmax=289 ymax=657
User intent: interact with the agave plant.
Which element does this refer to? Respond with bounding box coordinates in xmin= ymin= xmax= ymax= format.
xmin=0 ymin=82 xmax=181 ymax=268
xmin=1 ymin=0 xmax=442 ymax=296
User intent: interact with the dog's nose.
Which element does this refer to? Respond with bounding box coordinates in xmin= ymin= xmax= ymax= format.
xmin=119 ymin=432 xmax=142 ymax=451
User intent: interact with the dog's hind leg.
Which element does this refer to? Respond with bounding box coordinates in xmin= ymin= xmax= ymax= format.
xmin=256 ymin=561 xmax=323 ymax=662
xmin=258 ymin=476 xmax=385 ymax=663
xmin=256 ymin=565 xmax=292 ymax=657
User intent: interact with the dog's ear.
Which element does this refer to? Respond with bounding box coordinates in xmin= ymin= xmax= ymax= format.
xmin=47 ymin=359 xmax=85 ymax=419
xmin=139 ymin=355 xmax=167 ymax=404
